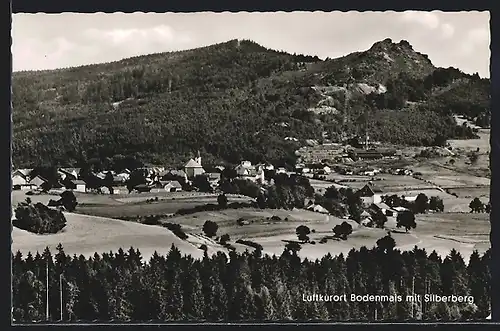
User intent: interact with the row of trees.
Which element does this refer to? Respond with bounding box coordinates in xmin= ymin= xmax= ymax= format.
xmin=12 ymin=244 xmax=491 ymax=322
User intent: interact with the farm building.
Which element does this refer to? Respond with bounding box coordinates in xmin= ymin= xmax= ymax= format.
xmin=403 ymin=195 xmax=418 ymax=202
xmin=134 ymin=184 xmax=152 ymax=193
xmin=163 ymin=181 xmax=182 ymax=192
xmin=72 ymin=180 xmax=87 ymax=193
xmin=12 ymin=169 xmax=31 ymax=189
xmin=235 ymin=161 xmax=265 ymax=182
xmin=276 ymin=167 xmax=287 ymax=174
xmin=58 ymin=168 xmax=80 ymax=180
xmin=29 ymin=175 xmax=48 ymax=189
xmin=307 ymin=204 xmax=329 ymax=214
xmin=356 ymin=183 xmax=383 ymax=205
xmin=393 ymin=206 xmax=410 ymax=213
xmin=368 ymin=202 xmax=394 ymax=216
xmin=160 ymin=169 xmax=188 ymax=182
xmin=184 ymin=159 xmax=205 ymax=179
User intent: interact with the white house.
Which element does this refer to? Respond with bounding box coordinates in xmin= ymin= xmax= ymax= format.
xmin=184 ymin=159 xmax=205 ymax=178
xmin=72 ymin=180 xmax=87 ymax=193
xmin=403 ymin=195 xmax=418 ymax=203
xmin=29 ymin=175 xmax=48 ymax=189
xmin=393 ymin=206 xmax=410 ymax=213
xmin=59 ymin=168 xmax=80 ymax=180
xmin=115 ymin=172 xmax=130 ymax=181
xmin=265 ymin=164 xmax=275 ymax=171
xmin=235 ymin=161 xmax=265 ymax=182
xmin=276 ymin=167 xmax=287 ymax=174
xmin=12 ymin=169 xmax=29 ymax=189
xmin=323 ymin=165 xmax=331 ymax=174
xmin=306 ymin=204 xmax=329 ymax=214
xmin=235 ymin=161 xmax=254 ymax=176
xmin=164 ymin=180 xmax=182 ymax=192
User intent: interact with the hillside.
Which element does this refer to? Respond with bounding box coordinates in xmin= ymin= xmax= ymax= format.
xmin=12 ymin=38 xmax=490 ymax=169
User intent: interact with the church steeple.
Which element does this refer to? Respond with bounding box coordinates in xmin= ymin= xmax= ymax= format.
xmin=195 ymin=150 xmax=202 ymax=166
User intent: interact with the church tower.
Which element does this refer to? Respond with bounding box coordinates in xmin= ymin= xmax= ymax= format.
xmin=195 ymin=150 xmax=202 ymax=166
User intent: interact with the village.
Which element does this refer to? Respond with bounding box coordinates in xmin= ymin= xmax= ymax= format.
xmin=11 ymin=124 xmax=491 ymax=266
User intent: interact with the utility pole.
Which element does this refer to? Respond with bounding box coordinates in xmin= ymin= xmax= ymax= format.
xmin=46 ymin=261 xmax=49 ymax=321
xmin=411 ymin=276 xmax=415 ymax=319
xmin=60 ymin=274 xmax=63 ymax=321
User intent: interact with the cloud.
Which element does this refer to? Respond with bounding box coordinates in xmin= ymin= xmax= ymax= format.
xmin=83 ymin=25 xmax=192 ymax=49
xmin=466 ymin=28 xmax=490 ymax=44
xmin=457 ymin=28 xmax=490 ymax=57
xmin=400 ymin=11 xmax=455 ymax=39
xmin=13 ymin=24 xmax=194 ymax=71
xmin=401 ymin=11 xmax=441 ymax=29
xmin=440 ymin=23 xmax=455 ymax=38
xmin=12 ymin=37 xmax=79 ymax=71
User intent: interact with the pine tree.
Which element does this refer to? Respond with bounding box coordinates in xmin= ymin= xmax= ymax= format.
xmin=467 ymin=250 xmax=487 ymax=317
xmin=14 ymin=270 xmax=45 ymax=322
xmin=182 ymin=268 xmax=205 ymax=320
xmin=162 ymin=272 xmax=184 ymax=320
xmin=107 ymin=267 xmax=132 ymax=321
xmin=272 ymin=276 xmax=292 ymax=320
xmin=227 ymin=257 xmax=256 ymax=321
xmin=203 ymin=270 xmax=228 ymax=321
xmin=253 ymin=284 xmax=276 ymax=321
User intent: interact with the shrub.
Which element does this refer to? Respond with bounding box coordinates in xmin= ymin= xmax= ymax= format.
xmin=203 ymin=220 xmax=219 ymax=237
xmin=47 ymin=199 xmax=61 ymax=207
xmin=143 ymin=215 xmax=161 ymax=225
xmin=13 ymin=202 xmax=67 ymax=234
xmin=319 ymin=237 xmax=328 ymax=244
xmin=237 ymin=218 xmax=249 ymax=226
xmin=163 ymin=222 xmax=188 ymax=240
xmin=235 ymin=239 xmax=263 ymax=251
xmin=220 ymin=233 xmax=231 ymax=245
xmin=60 ymin=190 xmax=78 ymax=212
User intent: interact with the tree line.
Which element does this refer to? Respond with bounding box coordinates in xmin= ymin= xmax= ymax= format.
xmin=12 ymin=244 xmax=490 ymax=322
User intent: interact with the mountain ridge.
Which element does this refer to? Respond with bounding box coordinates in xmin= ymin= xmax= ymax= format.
xmin=12 ymin=38 xmax=490 ymax=169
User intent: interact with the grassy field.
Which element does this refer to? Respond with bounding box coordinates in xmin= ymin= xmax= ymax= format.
xmin=76 ymin=196 xmax=253 ymax=219
xmin=448 ymin=129 xmax=490 ymax=152
xmin=156 ymin=207 xmax=490 ymax=263
xmin=12 ymin=212 xmax=210 ymax=261
xmin=12 ymin=190 xmax=253 ymax=219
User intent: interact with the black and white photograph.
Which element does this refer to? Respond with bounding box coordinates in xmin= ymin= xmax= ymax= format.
xmin=11 ymin=10 xmax=492 ymax=323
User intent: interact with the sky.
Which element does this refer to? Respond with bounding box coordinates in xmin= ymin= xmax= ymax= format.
xmin=12 ymin=11 xmax=491 ymax=77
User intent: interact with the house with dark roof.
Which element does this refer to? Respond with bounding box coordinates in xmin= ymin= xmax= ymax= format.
xmin=134 ymin=184 xmax=153 ymax=193
xmin=12 ymin=169 xmax=29 ymax=189
xmin=58 ymin=168 xmax=80 ymax=180
xmin=356 ymin=183 xmax=384 ymax=205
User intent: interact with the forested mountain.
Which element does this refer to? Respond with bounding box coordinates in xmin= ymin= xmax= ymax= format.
xmin=12 ymin=39 xmax=490 ymax=168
